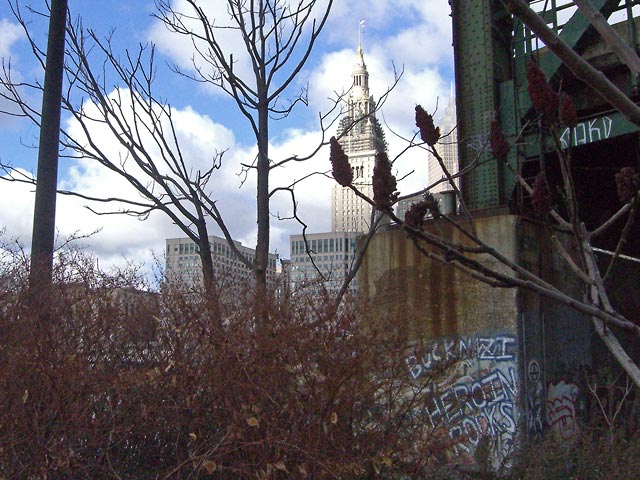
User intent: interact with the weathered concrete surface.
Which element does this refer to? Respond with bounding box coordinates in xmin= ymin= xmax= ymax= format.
xmin=359 ymin=214 xmax=519 ymax=339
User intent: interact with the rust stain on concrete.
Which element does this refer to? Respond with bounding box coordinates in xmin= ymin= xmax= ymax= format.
xmin=359 ymin=215 xmax=519 ymax=341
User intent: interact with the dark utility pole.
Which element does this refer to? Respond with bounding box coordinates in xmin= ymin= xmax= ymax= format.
xmin=29 ymin=0 xmax=68 ymax=289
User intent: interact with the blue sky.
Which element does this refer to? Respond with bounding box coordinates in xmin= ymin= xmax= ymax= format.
xmin=0 ymin=0 xmax=454 ymax=272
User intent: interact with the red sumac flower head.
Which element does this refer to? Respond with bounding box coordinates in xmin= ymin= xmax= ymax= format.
xmin=404 ymin=201 xmax=429 ymax=230
xmin=372 ymin=151 xmax=397 ymax=211
xmin=527 ymin=60 xmax=559 ymax=119
xmin=489 ymin=119 xmax=510 ymax=162
xmin=615 ymin=166 xmax=640 ymax=203
xmin=531 ymin=171 xmax=552 ymax=218
xmin=329 ymin=136 xmax=352 ymax=187
xmin=559 ymin=92 xmax=578 ymax=128
xmin=404 ymin=193 xmax=440 ymax=230
xmin=415 ymin=105 xmax=441 ymax=146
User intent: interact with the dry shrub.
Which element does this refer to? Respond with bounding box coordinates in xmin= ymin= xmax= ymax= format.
xmin=505 ymin=430 xmax=640 ymax=480
xmin=0 ymin=247 xmax=447 ymax=479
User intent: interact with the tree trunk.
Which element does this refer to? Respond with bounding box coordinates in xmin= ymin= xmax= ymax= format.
xmin=255 ymin=94 xmax=270 ymax=289
xmin=195 ymin=222 xmax=223 ymax=333
xmin=29 ymin=0 xmax=68 ymax=291
xmin=195 ymin=220 xmax=215 ymax=293
xmin=581 ymin=225 xmax=640 ymax=389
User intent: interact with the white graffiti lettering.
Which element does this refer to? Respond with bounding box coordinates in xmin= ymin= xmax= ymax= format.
xmin=560 ymin=116 xmax=613 ymax=148
xmin=407 ymin=334 xmax=516 ymax=380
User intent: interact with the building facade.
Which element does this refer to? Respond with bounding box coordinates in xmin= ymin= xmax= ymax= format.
xmin=290 ymin=231 xmax=360 ymax=293
xmin=165 ymin=235 xmax=277 ymax=290
xmin=427 ymin=91 xmax=459 ymax=194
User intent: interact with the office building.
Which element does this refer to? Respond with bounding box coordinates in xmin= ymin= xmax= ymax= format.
xmin=290 ymin=232 xmax=360 ymax=293
xmin=165 ymin=235 xmax=277 ymax=290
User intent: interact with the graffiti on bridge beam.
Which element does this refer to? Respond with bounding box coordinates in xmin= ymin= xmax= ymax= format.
xmin=546 ymin=380 xmax=579 ymax=439
xmin=526 ymin=359 xmax=544 ymax=436
xmin=560 ymin=116 xmax=613 ymax=149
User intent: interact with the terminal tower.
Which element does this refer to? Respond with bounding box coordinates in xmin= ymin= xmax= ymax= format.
xmin=331 ymin=44 xmax=386 ymax=233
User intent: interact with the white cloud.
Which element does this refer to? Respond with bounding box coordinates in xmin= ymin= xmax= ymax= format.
xmin=0 ymin=172 xmax=35 ymax=242
xmin=0 ymin=170 xmax=170 ymax=273
xmin=50 ymin=88 xmax=326 ymax=264
xmin=0 ymin=18 xmax=23 ymax=59
xmin=268 ymin=128 xmax=333 ymax=228
xmin=148 ymin=0 xmax=287 ymax=98
xmin=55 ymin=90 xmax=245 ymax=260
xmin=58 ymin=91 xmax=333 ymax=259
xmin=0 ymin=18 xmax=29 ymax=126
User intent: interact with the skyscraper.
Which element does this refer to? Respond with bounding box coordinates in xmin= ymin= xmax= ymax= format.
xmin=396 ymin=89 xmax=459 ymax=222
xmin=290 ymin=39 xmax=385 ymax=293
xmin=331 ymin=45 xmax=386 ymax=233
xmin=427 ymin=90 xmax=458 ymax=194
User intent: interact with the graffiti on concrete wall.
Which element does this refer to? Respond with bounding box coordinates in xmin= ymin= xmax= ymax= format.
xmin=546 ymin=380 xmax=579 ymax=439
xmin=526 ymin=359 xmax=544 ymax=436
xmin=406 ymin=334 xmax=517 ymax=467
xmin=407 ymin=334 xmax=516 ymax=380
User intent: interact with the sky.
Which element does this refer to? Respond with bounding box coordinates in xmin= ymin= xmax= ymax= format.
xmin=0 ymin=0 xmax=455 ymax=276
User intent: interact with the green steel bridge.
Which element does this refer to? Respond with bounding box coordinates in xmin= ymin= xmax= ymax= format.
xmin=453 ymin=1 xmax=640 ymax=227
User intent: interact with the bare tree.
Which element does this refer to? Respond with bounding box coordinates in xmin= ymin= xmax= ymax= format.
xmin=1 ymin=0 xmax=338 ymax=305
xmin=2 ymin=14 xmax=232 ymax=321
xmin=501 ymin=0 xmax=640 ymax=386
xmin=153 ymin=0 xmax=334 ymax=290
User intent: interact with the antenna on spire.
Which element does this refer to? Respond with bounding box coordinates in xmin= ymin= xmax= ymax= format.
xmin=358 ymin=19 xmax=366 ymax=51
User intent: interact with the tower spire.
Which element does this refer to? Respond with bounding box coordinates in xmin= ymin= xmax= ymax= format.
xmin=358 ymin=19 xmax=365 ymax=52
